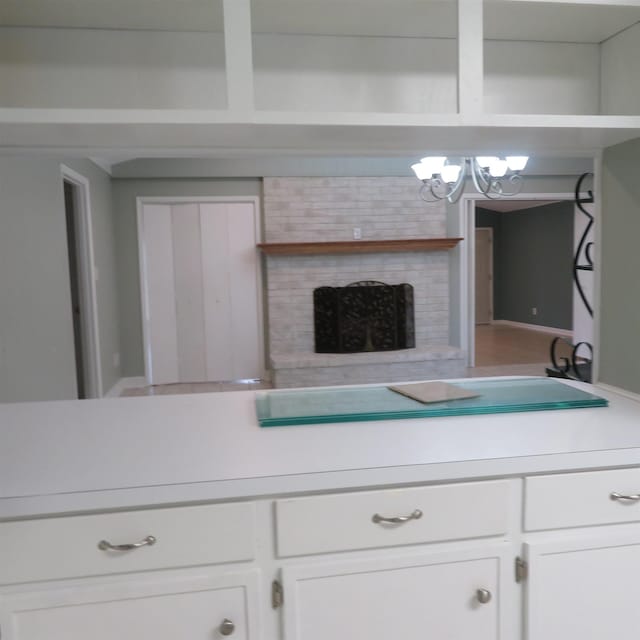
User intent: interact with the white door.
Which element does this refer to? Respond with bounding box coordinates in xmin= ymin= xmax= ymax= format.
xmin=282 ymin=546 xmax=509 ymax=640
xmin=139 ymin=200 xmax=262 ymax=385
xmin=525 ymin=530 xmax=640 ymax=640
xmin=475 ymin=228 xmax=493 ymax=325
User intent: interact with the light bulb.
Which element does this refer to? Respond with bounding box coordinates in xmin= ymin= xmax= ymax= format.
xmin=419 ymin=156 xmax=447 ymax=177
xmin=441 ymin=163 xmax=462 ymax=184
xmin=488 ymin=158 xmax=508 ymax=178
xmin=506 ymin=156 xmax=529 ymax=172
xmin=411 ymin=162 xmax=432 ymax=181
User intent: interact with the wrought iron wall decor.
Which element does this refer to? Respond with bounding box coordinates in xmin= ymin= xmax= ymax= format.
xmin=314 ymin=281 xmax=415 ymax=354
xmin=547 ymin=172 xmax=594 ymax=382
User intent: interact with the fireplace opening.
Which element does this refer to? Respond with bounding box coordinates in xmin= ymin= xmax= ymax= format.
xmin=314 ymin=281 xmax=415 ymax=353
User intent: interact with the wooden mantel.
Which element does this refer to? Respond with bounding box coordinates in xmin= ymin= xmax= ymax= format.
xmin=257 ymin=238 xmax=462 ymax=255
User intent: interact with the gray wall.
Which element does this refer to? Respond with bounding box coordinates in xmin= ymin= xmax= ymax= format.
xmin=112 ymin=179 xmax=262 ymax=377
xmin=599 ymin=137 xmax=640 ymax=393
xmin=477 ymin=202 xmax=574 ymax=330
xmin=0 ymin=156 xmax=119 ymax=402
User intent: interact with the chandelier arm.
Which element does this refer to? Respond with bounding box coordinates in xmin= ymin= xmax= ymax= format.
xmin=442 ymin=159 xmax=467 ymax=203
xmin=497 ymin=173 xmax=524 ymax=197
xmin=470 ymin=159 xmax=493 ymax=196
xmin=414 ymin=157 xmax=527 ymax=202
xmin=419 ymin=182 xmax=440 ymax=202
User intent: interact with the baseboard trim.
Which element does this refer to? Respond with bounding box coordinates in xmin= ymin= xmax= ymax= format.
xmin=491 ymin=320 xmax=573 ymax=338
xmin=105 ymin=376 xmax=147 ymax=398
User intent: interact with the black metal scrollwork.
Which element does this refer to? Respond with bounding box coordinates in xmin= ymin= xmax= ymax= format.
xmin=547 ymin=172 xmax=594 ymax=383
xmin=573 ymin=172 xmax=595 ymax=317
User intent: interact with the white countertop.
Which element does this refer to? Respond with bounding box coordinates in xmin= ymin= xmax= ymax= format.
xmin=2 ymin=378 xmax=640 ymax=519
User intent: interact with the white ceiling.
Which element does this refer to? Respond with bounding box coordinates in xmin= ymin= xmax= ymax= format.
xmin=1 ymin=0 xmax=638 ymax=43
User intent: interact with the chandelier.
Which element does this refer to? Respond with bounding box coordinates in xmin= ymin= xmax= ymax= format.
xmin=411 ymin=156 xmax=529 ymax=203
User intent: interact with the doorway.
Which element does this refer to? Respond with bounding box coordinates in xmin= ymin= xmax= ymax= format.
xmin=465 ymin=194 xmax=578 ymax=373
xmin=137 ymin=197 xmax=264 ymax=386
xmin=61 ymin=166 xmax=102 ymax=398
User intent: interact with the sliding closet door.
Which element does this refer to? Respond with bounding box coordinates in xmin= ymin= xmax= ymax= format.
xmin=140 ymin=200 xmax=262 ymax=385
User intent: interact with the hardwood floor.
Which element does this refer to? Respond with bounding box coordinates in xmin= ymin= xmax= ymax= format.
xmin=471 ymin=323 xmax=571 ymax=377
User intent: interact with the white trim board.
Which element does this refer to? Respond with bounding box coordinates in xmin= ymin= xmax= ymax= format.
xmin=60 ymin=164 xmax=103 ymax=398
xmin=491 ymin=320 xmax=573 ymax=338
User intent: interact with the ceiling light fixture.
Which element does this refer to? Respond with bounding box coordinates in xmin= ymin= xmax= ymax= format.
xmin=411 ymin=156 xmax=529 ymax=203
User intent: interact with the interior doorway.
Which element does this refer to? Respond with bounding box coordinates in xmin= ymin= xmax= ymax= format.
xmin=137 ymin=197 xmax=264 ymax=386
xmin=61 ymin=166 xmax=102 ymax=398
xmin=466 ymin=194 xmax=579 ymax=374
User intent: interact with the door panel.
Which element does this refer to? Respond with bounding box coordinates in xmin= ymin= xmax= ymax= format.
xmin=475 ymin=228 xmax=493 ymax=325
xmin=171 ymin=203 xmax=207 ymax=383
xmin=282 ymin=548 xmax=507 ymax=640
xmin=141 ymin=200 xmax=262 ymax=385
xmin=141 ymin=204 xmax=179 ymax=385
xmin=525 ymin=531 xmax=640 ymax=640
xmin=1 ymin=571 xmax=258 ymax=640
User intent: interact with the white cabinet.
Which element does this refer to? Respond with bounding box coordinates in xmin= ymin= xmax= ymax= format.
xmin=525 ymin=531 xmax=640 ymax=640
xmin=524 ymin=467 xmax=640 ymax=640
xmin=0 ymin=571 xmax=259 ymax=640
xmin=0 ymin=502 xmax=261 ymax=640
xmin=281 ymin=545 xmax=511 ymax=640
xmin=276 ymin=481 xmax=516 ymax=640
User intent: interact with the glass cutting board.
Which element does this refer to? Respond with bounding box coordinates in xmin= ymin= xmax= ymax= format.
xmin=255 ymin=377 xmax=608 ymax=427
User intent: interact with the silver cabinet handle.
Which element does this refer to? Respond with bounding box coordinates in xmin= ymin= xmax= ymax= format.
xmin=476 ymin=589 xmax=492 ymax=604
xmin=219 ymin=619 xmax=235 ymax=636
xmin=610 ymin=492 xmax=640 ymax=502
xmin=372 ymin=509 xmax=423 ymax=524
xmin=98 ymin=535 xmax=157 ymax=551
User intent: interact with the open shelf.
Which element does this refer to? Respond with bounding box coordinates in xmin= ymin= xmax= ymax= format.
xmin=257 ymin=238 xmax=463 ymax=256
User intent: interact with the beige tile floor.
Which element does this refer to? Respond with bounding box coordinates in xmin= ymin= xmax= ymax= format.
xmin=120 ymin=325 xmax=564 ymax=396
xmin=120 ymin=380 xmax=273 ymax=397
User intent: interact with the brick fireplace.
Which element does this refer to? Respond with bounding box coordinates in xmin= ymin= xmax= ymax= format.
xmin=262 ymin=177 xmax=465 ymax=388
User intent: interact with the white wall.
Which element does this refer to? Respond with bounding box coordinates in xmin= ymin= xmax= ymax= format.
xmin=601 ymin=22 xmax=640 ymax=116
xmin=484 ymin=40 xmax=600 ymax=115
xmin=0 ymin=157 xmax=76 ymax=402
xmin=0 ymin=27 xmax=227 ymax=109
xmin=0 ymin=157 xmax=120 ymax=402
xmin=599 ymin=137 xmax=640 ymax=393
xmin=253 ymin=33 xmax=458 ymax=113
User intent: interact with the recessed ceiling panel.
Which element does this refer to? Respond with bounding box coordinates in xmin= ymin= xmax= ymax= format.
xmin=250 ymin=0 xmax=458 ymax=38
xmin=0 ymin=0 xmax=225 ymax=31
xmin=484 ymin=1 xmax=640 ymax=43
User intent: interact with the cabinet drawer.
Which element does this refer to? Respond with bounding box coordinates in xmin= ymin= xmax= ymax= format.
xmin=0 ymin=502 xmax=255 ymax=584
xmin=525 ymin=468 xmax=640 ymax=530
xmin=275 ymin=480 xmax=510 ymax=557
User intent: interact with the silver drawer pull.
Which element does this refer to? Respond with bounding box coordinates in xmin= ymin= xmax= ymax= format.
xmin=610 ymin=492 xmax=640 ymax=502
xmin=372 ymin=509 xmax=423 ymax=524
xmin=98 ymin=535 xmax=157 ymax=551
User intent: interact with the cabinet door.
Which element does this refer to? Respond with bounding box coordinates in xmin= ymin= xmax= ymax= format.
xmin=525 ymin=530 xmax=640 ymax=640
xmin=0 ymin=570 xmax=259 ymax=640
xmin=281 ymin=545 xmax=511 ymax=640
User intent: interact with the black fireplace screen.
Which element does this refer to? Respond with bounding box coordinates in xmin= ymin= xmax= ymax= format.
xmin=314 ymin=281 xmax=415 ymax=353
